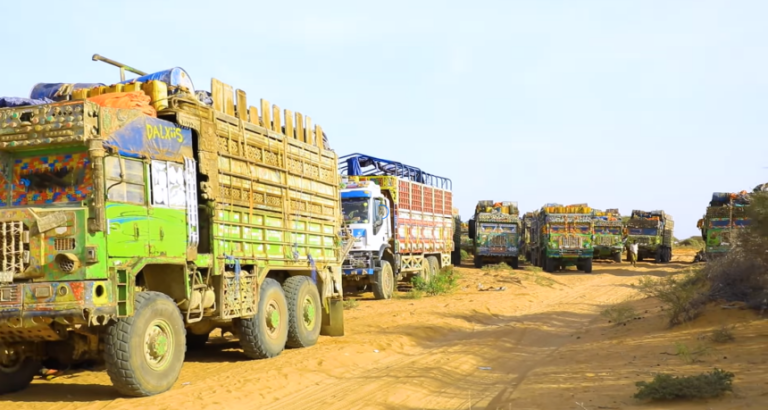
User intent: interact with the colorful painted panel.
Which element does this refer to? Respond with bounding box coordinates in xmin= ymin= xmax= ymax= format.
xmin=2 ymin=152 xmax=93 ymax=207
xmin=102 ymin=111 xmax=193 ymax=162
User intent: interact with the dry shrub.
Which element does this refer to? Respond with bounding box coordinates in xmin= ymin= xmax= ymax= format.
xmin=636 ymin=270 xmax=709 ymax=326
xmin=601 ymin=303 xmax=637 ymax=325
xmin=633 ymin=368 xmax=735 ymax=401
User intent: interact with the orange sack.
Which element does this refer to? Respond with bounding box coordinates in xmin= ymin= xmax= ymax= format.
xmin=87 ymin=90 xmax=157 ymax=117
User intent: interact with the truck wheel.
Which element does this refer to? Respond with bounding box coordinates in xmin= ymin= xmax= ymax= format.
xmin=427 ymin=256 xmax=440 ymax=278
xmin=284 ymin=276 xmax=322 ymax=349
xmin=373 ymin=260 xmax=395 ymax=300
xmin=104 ymin=291 xmax=186 ymax=397
xmin=473 ymin=254 xmax=483 ymax=268
xmin=613 ymin=252 xmax=622 ymax=263
xmin=544 ymin=257 xmax=554 ymax=273
xmin=186 ymin=332 xmax=210 ymax=350
xmin=510 ymin=257 xmax=519 ymax=270
xmin=583 ymin=258 xmax=593 ymax=273
xmin=235 ymin=278 xmax=289 ymax=359
xmin=0 ymin=356 xmax=39 ymax=395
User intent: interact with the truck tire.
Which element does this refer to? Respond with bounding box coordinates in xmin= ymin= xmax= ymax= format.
xmin=613 ymin=252 xmax=622 ymax=263
xmin=284 ymin=275 xmax=322 ymax=349
xmin=0 ymin=356 xmax=39 ymax=395
xmin=235 ymin=278 xmax=289 ymax=359
xmin=583 ymin=258 xmax=593 ymax=273
xmin=373 ymin=260 xmax=395 ymax=300
xmin=427 ymin=256 xmax=440 ymax=277
xmin=104 ymin=291 xmax=186 ymax=397
xmin=544 ymin=257 xmax=555 ymax=273
xmin=186 ymin=332 xmax=210 ymax=350
xmin=510 ymin=257 xmax=519 ymax=270
xmin=473 ymin=254 xmax=483 ymax=269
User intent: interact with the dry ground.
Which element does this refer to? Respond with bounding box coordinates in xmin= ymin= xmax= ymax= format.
xmin=3 ymin=248 xmax=767 ymax=410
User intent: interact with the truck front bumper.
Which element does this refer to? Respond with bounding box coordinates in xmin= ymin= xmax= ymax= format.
xmin=0 ymin=280 xmax=115 ymax=324
xmin=342 ymin=251 xmax=377 ymax=276
xmin=547 ymin=249 xmax=593 ymax=259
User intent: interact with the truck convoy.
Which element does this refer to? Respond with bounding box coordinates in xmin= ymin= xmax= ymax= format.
xmin=467 ymin=201 xmax=521 ymax=269
xmin=696 ymin=191 xmax=751 ymax=261
xmin=625 ymin=210 xmax=674 ymax=263
xmin=592 ymin=208 xmax=624 ymax=263
xmin=527 ymin=204 xmax=595 ymax=273
xmin=338 ymin=154 xmax=454 ymax=300
xmin=0 ymin=55 xmax=349 ymax=397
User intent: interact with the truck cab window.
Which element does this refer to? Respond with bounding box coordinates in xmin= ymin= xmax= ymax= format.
xmin=373 ymin=198 xmax=385 ymax=234
xmin=105 ymin=156 xmax=145 ymax=205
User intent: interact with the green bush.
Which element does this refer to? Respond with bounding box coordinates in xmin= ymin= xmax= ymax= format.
xmin=678 ymin=236 xmax=705 ymax=248
xmin=636 ymin=269 xmax=708 ymax=326
xmin=412 ymin=266 xmax=461 ymax=296
xmin=342 ymin=299 xmax=359 ymax=310
xmin=600 ymin=303 xmax=637 ymax=325
xmin=633 ymin=368 xmax=735 ymax=401
xmin=460 ymin=249 xmax=469 ymax=260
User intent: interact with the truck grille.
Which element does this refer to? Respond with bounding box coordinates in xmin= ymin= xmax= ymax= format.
xmin=0 ymin=221 xmax=29 ymax=282
xmin=559 ymin=235 xmax=582 ymax=249
xmin=596 ymin=236 xmax=617 ymax=246
xmin=488 ymin=235 xmax=508 ymax=247
xmin=634 ymin=236 xmax=651 ymax=245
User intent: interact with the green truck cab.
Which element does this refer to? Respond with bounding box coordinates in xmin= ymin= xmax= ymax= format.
xmin=626 ymin=210 xmax=674 ymax=263
xmin=527 ymin=204 xmax=594 ymax=273
xmin=697 ymin=192 xmax=751 ymax=261
xmin=467 ymin=201 xmax=521 ymax=269
xmin=0 ymin=56 xmax=348 ymax=397
xmin=592 ymin=208 xmax=624 ymax=263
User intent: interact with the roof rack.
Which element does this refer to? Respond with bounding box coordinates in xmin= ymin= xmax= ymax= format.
xmin=338 ymin=153 xmax=452 ymax=190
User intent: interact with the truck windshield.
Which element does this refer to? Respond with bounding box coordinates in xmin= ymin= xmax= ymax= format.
xmin=628 ymin=228 xmax=658 ymax=236
xmin=710 ymin=220 xmax=730 ymax=228
xmin=734 ymin=219 xmax=750 ymax=227
xmin=342 ymin=198 xmax=370 ymax=224
xmin=479 ymin=223 xmax=516 ymax=234
xmin=549 ymin=224 xmax=566 ymax=233
xmin=595 ymin=226 xmax=621 ymax=235
xmin=571 ymin=224 xmax=591 ymax=234
xmin=3 ymin=151 xmax=92 ymax=207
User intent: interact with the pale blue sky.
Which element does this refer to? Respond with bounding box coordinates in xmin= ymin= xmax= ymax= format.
xmin=4 ymin=1 xmax=766 ymax=238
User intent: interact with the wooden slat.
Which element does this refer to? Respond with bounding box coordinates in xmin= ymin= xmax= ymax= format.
xmin=211 ymin=79 xmax=225 ymax=113
xmin=304 ymin=116 xmax=314 ymax=146
xmin=272 ymin=105 xmax=281 ymax=134
xmin=236 ymin=89 xmax=248 ymax=121
xmin=248 ymin=106 xmax=259 ymax=125
xmin=284 ymin=109 xmax=294 ymax=139
xmin=212 ymin=79 xmax=235 ymax=116
xmin=260 ymin=99 xmax=271 ymax=130
xmin=315 ymin=125 xmax=324 ymax=149
xmin=295 ymin=112 xmax=305 ymax=143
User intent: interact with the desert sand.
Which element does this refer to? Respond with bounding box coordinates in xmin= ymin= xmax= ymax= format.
xmin=3 ymin=249 xmax=767 ymax=410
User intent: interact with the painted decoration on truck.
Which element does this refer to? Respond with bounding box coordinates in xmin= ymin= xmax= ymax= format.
xmin=102 ymin=111 xmax=193 ymax=163
xmin=1 ymin=152 xmax=93 ymax=207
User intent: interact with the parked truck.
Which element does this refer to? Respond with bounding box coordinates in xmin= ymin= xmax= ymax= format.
xmin=338 ymin=154 xmax=454 ymax=300
xmin=451 ymin=208 xmax=463 ymax=266
xmin=467 ymin=201 xmax=521 ymax=269
xmin=625 ymin=210 xmax=674 ymax=263
xmin=528 ymin=204 xmax=594 ymax=273
xmin=520 ymin=211 xmax=537 ymax=264
xmin=696 ymin=191 xmax=751 ymax=261
xmin=0 ymin=55 xmax=349 ymax=397
xmin=592 ymin=208 xmax=624 ymax=263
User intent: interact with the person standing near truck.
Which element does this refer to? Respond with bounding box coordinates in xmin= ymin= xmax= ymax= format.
xmin=628 ymin=241 xmax=639 ymax=267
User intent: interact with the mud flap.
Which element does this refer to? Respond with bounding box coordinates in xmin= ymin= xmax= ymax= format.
xmin=320 ymin=298 xmax=344 ymax=337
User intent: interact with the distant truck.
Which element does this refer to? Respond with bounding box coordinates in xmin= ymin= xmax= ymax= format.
xmin=467 ymin=201 xmax=521 ymax=269
xmin=528 ymin=204 xmax=595 ymax=273
xmin=451 ymin=209 xmax=463 ymax=266
xmin=592 ymin=208 xmax=624 ymax=263
xmin=696 ymin=191 xmax=751 ymax=261
xmin=626 ymin=210 xmax=674 ymax=263
xmin=520 ymin=211 xmax=537 ymax=263
xmin=338 ymin=154 xmax=454 ymax=300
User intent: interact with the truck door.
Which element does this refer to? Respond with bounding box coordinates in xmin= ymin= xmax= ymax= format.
xmin=105 ymin=156 xmax=150 ymax=258
xmin=147 ymin=160 xmax=189 ymax=258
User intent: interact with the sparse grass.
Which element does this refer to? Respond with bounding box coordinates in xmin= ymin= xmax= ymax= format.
xmin=460 ymin=249 xmax=470 ymax=260
xmin=343 ymin=299 xmax=359 ymax=310
xmin=633 ymin=368 xmax=735 ymax=401
xmin=671 ymin=341 xmax=711 ymax=364
xmin=601 ymin=303 xmax=637 ymax=325
xmin=395 ymin=289 xmax=424 ymax=300
xmin=412 ymin=266 xmax=462 ymax=296
xmin=676 ymin=236 xmax=705 ymax=249
xmin=635 ymin=269 xmax=709 ymax=326
xmin=520 ymin=266 xmax=558 ymax=288
xmin=481 ymin=262 xmax=512 ymax=272
xmin=710 ymin=325 xmax=736 ymax=343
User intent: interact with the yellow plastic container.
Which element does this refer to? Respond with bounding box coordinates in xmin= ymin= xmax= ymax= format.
xmin=142 ymin=80 xmax=168 ymax=111
xmin=105 ymin=84 xmax=124 ymax=93
xmin=72 ymin=89 xmax=89 ymax=100
xmin=88 ymin=86 xmax=101 ymax=98
xmin=123 ymin=82 xmax=143 ymax=92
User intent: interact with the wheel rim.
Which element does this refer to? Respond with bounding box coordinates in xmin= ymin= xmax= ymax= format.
xmin=0 ymin=356 xmax=22 ymax=374
xmin=383 ymin=267 xmax=393 ymax=292
xmin=302 ymin=295 xmax=316 ymax=329
xmin=265 ymin=299 xmax=282 ymax=338
xmin=144 ymin=319 xmax=174 ymax=371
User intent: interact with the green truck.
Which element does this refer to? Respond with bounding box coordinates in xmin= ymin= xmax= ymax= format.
xmin=520 ymin=211 xmax=537 ymax=264
xmin=592 ymin=208 xmax=624 ymax=263
xmin=467 ymin=201 xmax=521 ymax=269
xmin=696 ymin=192 xmax=751 ymax=261
xmin=0 ymin=56 xmax=349 ymax=397
xmin=626 ymin=210 xmax=674 ymax=263
xmin=527 ymin=204 xmax=594 ymax=273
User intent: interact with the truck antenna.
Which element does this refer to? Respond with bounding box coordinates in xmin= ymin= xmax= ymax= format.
xmin=92 ymin=54 xmax=148 ymax=82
